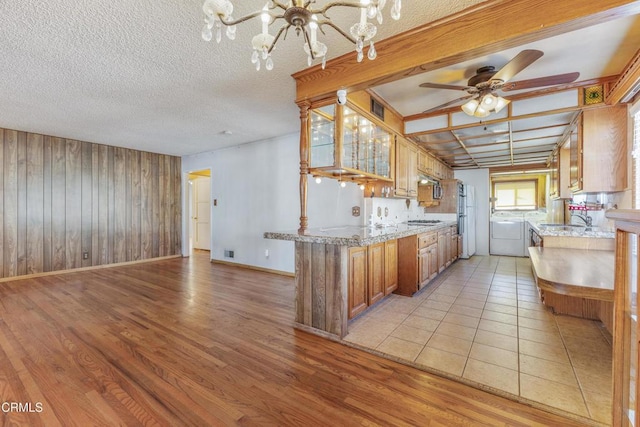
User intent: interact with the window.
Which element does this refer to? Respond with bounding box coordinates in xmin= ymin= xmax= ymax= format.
xmin=493 ymin=180 xmax=537 ymax=210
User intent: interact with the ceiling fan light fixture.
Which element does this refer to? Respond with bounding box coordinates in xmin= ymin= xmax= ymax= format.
xmin=473 ymin=105 xmax=490 ymax=118
xmin=494 ymin=96 xmax=510 ymax=113
xmin=481 ymin=93 xmax=497 ymax=110
xmin=461 ymin=99 xmax=479 ymax=116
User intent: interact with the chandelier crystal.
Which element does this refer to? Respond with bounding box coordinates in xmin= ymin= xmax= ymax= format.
xmin=201 ymin=0 xmax=402 ymax=70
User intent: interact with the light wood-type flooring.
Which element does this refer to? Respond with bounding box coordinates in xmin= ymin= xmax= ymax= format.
xmin=0 ymin=251 xmax=588 ymax=426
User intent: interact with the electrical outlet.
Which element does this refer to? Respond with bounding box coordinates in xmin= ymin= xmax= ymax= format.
xmin=265 ymin=249 xmax=269 ymax=257
xmin=82 ymin=251 xmax=89 ymax=260
xmin=352 ymin=206 xmax=360 ymax=217
xmin=224 ymin=250 xmax=234 ymax=258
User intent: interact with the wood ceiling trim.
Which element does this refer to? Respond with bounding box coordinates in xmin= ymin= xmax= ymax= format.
xmin=292 ymin=0 xmax=640 ymax=102
xmin=607 ymin=48 xmax=640 ymax=104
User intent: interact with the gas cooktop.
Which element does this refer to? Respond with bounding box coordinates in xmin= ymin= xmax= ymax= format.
xmin=406 ymin=220 xmax=443 ymax=225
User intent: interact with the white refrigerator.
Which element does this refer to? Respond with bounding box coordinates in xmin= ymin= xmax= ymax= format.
xmin=460 ymin=185 xmax=477 ymax=259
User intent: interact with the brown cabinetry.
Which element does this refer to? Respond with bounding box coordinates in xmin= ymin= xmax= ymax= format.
xmin=437 ymin=229 xmax=449 ymax=273
xmin=348 ymin=246 xmax=368 ymax=319
xmin=395 ymin=138 xmax=418 ymax=198
xmin=450 ymin=226 xmax=458 ymax=264
xmin=384 ymin=239 xmax=398 ymax=295
xmin=348 ymin=240 xmax=398 ymax=319
xmin=570 ymin=105 xmax=628 ymax=193
xmin=398 ymin=231 xmax=438 ymax=296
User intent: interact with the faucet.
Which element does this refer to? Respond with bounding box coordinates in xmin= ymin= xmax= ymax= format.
xmin=572 ymin=212 xmax=592 ymax=227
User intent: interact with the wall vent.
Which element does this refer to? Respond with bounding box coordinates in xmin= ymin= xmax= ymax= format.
xmin=371 ymin=97 xmax=385 ymax=120
xmin=224 ymin=250 xmax=235 ymax=258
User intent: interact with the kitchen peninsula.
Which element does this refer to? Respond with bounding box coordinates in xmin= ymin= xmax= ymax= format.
xmin=265 ymin=220 xmax=457 ymax=338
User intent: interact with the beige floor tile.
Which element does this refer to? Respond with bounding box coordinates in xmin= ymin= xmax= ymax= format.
xmin=518 ymin=316 xmax=557 ymax=332
xmin=448 ymin=304 xmax=483 ymax=318
xmin=436 ymin=321 xmax=477 ymax=341
xmin=421 ymin=300 xmax=452 ymax=312
xmin=456 ymin=291 xmax=488 ymax=301
xmin=518 ymin=339 xmax=570 ymax=364
xmin=464 ymin=281 xmax=491 ymax=290
xmin=453 ymin=297 xmax=486 ymax=309
xmin=573 ymin=366 xmax=612 ymax=394
xmin=490 ymin=285 xmax=517 ymax=294
xmin=368 ymin=310 xmax=409 ymax=324
xmin=519 ymin=354 xmax=579 ymax=387
xmin=517 ymin=307 xmax=553 ymax=321
xmin=469 ymin=342 xmax=518 ymax=370
xmin=463 ymin=358 xmax=519 ymax=395
xmin=489 ymin=290 xmax=518 ymax=300
xmin=483 ymin=302 xmax=518 ymax=316
xmin=412 ymin=305 xmax=447 ymax=321
xmin=474 ymin=329 xmax=518 ymax=352
xmin=415 ymin=347 xmax=467 ymax=376
xmin=582 ymin=388 xmax=612 ymax=425
xmin=426 ymin=333 xmax=473 ymax=357
xmin=517 ymin=289 xmax=539 ymax=297
xmin=519 ymin=326 xmax=564 ymax=347
xmin=517 ymin=294 xmax=541 ymax=303
xmin=478 ymin=319 xmax=518 ymax=337
xmin=430 ymin=293 xmax=457 ymax=304
xmin=402 ymin=315 xmax=441 ymax=332
xmin=343 ymin=326 xmax=388 ymax=348
xmin=390 ymin=324 xmax=434 ymax=345
xmin=486 ymin=296 xmax=517 ymax=307
xmin=443 ymin=312 xmax=481 ymax=329
xmin=376 ymin=336 xmax=424 ymax=361
xmin=481 ymin=310 xmax=518 ymax=325
xmin=520 ymin=373 xmax=589 ymax=417
xmin=518 ymin=300 xmax=546 ymax=312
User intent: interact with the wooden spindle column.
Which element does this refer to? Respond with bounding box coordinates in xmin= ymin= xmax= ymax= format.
xmin=297 ymin=100 xmax=311 ymax=234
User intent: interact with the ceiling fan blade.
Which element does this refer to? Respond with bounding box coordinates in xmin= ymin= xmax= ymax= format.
xmin=419 ymin=82 xmax=472 ymax=91
xmin=491 ymin=49 xmax=544 ymax=83
xmin=500 ymin=72 xmax=580 ymax=92
xmin=423 ymin=95 xmax=475 ymax=113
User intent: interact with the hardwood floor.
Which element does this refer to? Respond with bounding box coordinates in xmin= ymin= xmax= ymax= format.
xmin=0 ymin=251 xmax=587 ymax=426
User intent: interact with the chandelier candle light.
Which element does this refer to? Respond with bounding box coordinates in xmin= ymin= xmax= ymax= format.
xmin=201 ymin=0 xmax=402 ymax=70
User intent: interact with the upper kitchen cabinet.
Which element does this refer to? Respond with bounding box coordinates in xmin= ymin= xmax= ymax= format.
xmin=418 ymin=149 xmax=453 ymax=180
xmin=308 ymin=102 xmax=394 ymax=185
xmin=570 ymin=105 xmax=628 ymax=193
xmin=395 ymin=137 xmax=418 ymax=198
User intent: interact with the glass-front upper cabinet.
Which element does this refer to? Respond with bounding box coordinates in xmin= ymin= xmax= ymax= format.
xmin=308 ymin=103 xmax=393 ymax=183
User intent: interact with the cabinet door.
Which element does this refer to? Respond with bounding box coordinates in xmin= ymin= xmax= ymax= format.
xmin=368 ymin=243 xmax=385 ymax=306
xmin=457 ymin=235 xmax=463 ymax=258
xmin=418 ymin=247 xmax=430 ymax=289
xmin=395 ymin=140 xmax=408 ymax=196
xmin=445 ymin=229 xmax=452 ymax=267
xmin=428 ymin=244 xmax=439 ymax=280
xmin=549 ymin=150 xmax=559 ymax=199
xmin=450 ymin=233 xmax=458 ymax=263
xmin=384 ymin=239 xmax=398 ymax=295
xmin=348 ymin=247 xmax=368 ymax=319
xmin=569 ymin=115 xmax=582 ymax=192
xmin=438 ymin=232 xmax=447 ymax=273
xmin=408 ymin=146 xmax=418 ymax=197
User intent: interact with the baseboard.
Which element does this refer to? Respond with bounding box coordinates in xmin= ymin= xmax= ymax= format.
xmin=0 ymin=255 xmax=182 ymax=283
xmin=211 ymin=259 xmax=295 ymax=278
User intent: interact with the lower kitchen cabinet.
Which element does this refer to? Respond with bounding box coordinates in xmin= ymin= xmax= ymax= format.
xmin=348 ymin=246 xmax=368 ymax=319
xmin=348 ymin=240 xmax=398 ymax=319
xmin=450 ymin=227 xmax=458 ymax=264
xmin=457 ymin=234 xmax=463 ymax=258
xmin=438 ymin=229 xmax=450 ymax=272
xmin=398 ymin=231 xmax=439 ymax=296
xmin=384 ymin=239 xmax=398 ymax=295
xmin=368 ymin=242 xmax=385 ymax=306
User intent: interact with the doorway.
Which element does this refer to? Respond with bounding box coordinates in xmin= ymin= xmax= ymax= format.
xmin=187 ymin=169 xmax=211 ymax=255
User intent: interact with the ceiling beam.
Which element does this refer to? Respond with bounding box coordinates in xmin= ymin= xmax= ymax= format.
xmin=292 ymin=0 xmax=640 ymax=103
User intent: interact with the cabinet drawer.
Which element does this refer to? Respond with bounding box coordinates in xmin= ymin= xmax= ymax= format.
xmin=419 ymin=232 xmax=437 ymax=249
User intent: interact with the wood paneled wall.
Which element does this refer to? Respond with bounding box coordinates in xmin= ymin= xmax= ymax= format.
xmin=0 ymin=127 xmax=182 ymax=279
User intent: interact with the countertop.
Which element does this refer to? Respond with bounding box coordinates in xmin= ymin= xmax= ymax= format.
xmin=264 ymin=221 xmax=457 ymax=247
xmin=527 ymin=219 xmax=615 ymax=239
xmin=528 ymin=246 xmax=614 ymax=301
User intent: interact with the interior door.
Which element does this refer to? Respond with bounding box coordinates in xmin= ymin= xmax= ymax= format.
xmin=193 ymin=177 xmax=211 ymax=250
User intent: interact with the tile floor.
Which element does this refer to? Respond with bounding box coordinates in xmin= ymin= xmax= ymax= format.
xmin=344 ymin=255 xmax=612 ymax=425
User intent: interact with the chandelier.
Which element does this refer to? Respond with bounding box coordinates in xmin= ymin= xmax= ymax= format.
xmin=201 ymin=0 xmax=402 ymax=71
xmin=461 ymin=91 xmax=510 ymax=118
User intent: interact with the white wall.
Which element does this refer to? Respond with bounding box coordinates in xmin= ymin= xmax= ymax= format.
xmin=455 ymin=169 xmax=490 ymax=255
xmin=182 ymin=132 xmax=361 ymax=273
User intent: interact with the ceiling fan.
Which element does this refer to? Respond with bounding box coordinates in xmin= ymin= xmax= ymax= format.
xmin=419 ymin=49 xmax=579 ymax=117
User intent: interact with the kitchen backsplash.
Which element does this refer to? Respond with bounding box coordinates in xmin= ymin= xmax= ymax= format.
xmin=363 ymin=197 xmax=456 ymax=226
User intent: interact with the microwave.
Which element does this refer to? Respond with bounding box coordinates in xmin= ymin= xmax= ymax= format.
xmin=432 ymin=184 xmax=443 ymax=200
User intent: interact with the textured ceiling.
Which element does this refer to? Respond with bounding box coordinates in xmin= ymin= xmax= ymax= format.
xmin=0 ymin=0 xmax=484 ymax=156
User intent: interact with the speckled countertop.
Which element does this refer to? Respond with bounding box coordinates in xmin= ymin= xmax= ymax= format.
xmin=527 ymin=220 xmax=615 ymax=239
xmin=264 ymin=221 xmax=457 ymax=247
